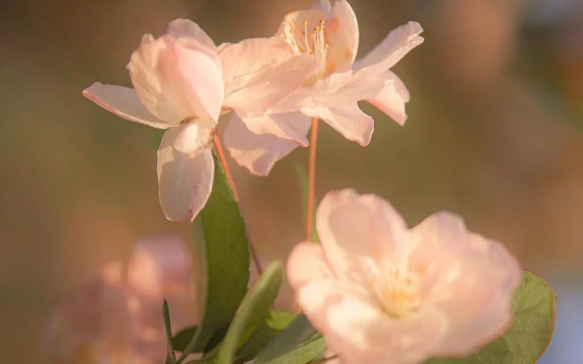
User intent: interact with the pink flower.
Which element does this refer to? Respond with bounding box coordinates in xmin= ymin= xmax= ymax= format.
xmin=225 ymin=0 xmax=423 ymax=176
xmin=287 ymin=189 xmax=522 ymax=364
xmin=42 ymin=235 xmax=198 ymax=364
xmin=84 ymin=19 xmax=317 ymax=221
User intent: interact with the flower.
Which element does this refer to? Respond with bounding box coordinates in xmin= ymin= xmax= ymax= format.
xmin=224 ymin=0 xmax=423 ymax=176
xmin=84 ymin=19 xmax=317 ymax=221
xmin=287 ymin=189 xmax=522 ymax=364
xmin=42 ymin=235 xmax=198 ymax=364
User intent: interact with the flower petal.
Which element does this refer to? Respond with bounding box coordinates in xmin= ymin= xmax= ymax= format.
xmin=365 ymin=71 xmax=410 ymax=125
xmin=171 ymin=120 xmax=216 ymax=154
xmin=167 ymin=19 xmax=217 ymax=51
xmin=128 ymin=33 xmax=223 ymax=123
xmin=324 ymin=0 xmax=359 ymax=72
xmin=223 ymin=112 xmax=307 ymax=176
xmin=294 ymin=278 xmax=444 ymax=364
xmin=409 ymin=211 xmax=522 ymax=356
xmin=157 ymin=129 xmax=214 ymax=221
xmin=315 ymin=189 xmax=409 ymax=280
xmin=127 ymin=235 xmax=199 ymax=328
xmin=220 ymin=38 xmax=318 ymax=116
xmin=353 ymin=21 xmax=424 ymax=78
xmin=301 ymin=104 xmax=374 ymax=146
xmin=270 ymin=71 xmax=384 ymax=114
xmin=83 ymin=83 xmax=172 ymax=129
xmin=241 ymin=112 xmax=310 ymax=146
xmin=287 ymin=242 xmax=336 ymax=288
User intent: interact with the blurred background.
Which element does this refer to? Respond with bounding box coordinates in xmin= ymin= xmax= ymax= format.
xmin=1 ymin=0 xmax=583 ymax=362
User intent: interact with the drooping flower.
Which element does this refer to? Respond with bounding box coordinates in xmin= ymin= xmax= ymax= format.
xmin=42 ymin=235 xmax=198 ymax=364
xmin=224 ymin=0 xmax=423 ymax=176
xmin=287 ymin=189 xmax=522 ymax=364
xmin=84 ymin=19 xmax=317 ymax=221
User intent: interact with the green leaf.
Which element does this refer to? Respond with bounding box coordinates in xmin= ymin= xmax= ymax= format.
xmin=163 ymin=300 xmax=178 ymax=364
xmin=256 ymin=335 xmax=326 ymax=364
xmin=294 ymin=163 xmax=318 ymax=242
xmin=254 ymin=313 xmax=319 ymax=364
xmin=217 ymin=261 xmax=285 ymax=364
xmin=148 ymin=128 xmax=166 ymax=149
xmin=177 ymin=153 xmax=251 ymax=363
xmin=172 ymin=326 xmax=198 ymax=352
xmin=237 ymin=311 xmax=298 ymax=362
xmin=425 ymin=271 xmax=556 ymax=364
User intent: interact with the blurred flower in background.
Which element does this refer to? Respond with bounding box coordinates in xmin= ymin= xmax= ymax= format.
xmin=42 ymin=235 xmax=198 ymax=364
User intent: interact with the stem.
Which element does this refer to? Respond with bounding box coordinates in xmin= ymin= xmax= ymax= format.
xmin=212 ymin=133 xmax=263 ymax=275
xmin=306 ymin=117 xmax=319 ymax=241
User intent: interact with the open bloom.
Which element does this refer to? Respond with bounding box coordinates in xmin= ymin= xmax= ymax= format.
xmin=225 ymin=0 xmax=423 ymax=175
xmin=287 ymin=189 xmax=522 ymax=364
xmin=84 ymin=19 xmax=317 ymax=221
xmin=43 ymin=235 xmax=198 ymax=364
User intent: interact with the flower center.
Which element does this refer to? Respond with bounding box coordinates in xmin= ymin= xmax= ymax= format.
xmin=371 ymin=264 xmax=425 ymax=319
xmin=282 ymin=19 xmax=329 ymax=85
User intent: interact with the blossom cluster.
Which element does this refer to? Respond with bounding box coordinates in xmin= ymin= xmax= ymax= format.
xmin=52 ymin=1 xmax=535 ymax=364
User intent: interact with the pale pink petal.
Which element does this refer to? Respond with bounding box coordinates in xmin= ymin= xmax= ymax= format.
xmin=295 ymin=279 xmax=445 ymax=364
xmin=314 ymin=189 xmax=409 ymax=281
xmin=312 ymin=0 xmax=332 ymax=15
xmin=287 ymin=242 xmax=336 ymax=288
xmin=220 ymin=38 xmax=318 ymax=115
xmin=127 ymin=235 xmax=199 ymax=337
xmin=223 ymin=112 xmax=307 ymax=176
xmin=241 ymin=112 xmax=311 ymax=146
xmin=171 ymin=120 xmax=216 ymax=154
xmin=353 ymin=21 xmax=424 ymax=78
xmin=324 ymin=0 xmax=359 ymax=73
xmin=83 ymin=83 xmax=172 ymax=129
xmin=127 ymin=235 xmax=195 ymax=300
xmin=301 ymin=104 xmax=374 ymax=146
xmin=128 ymin=34 xmax=223 ymax=123
xmin=166 ymin=19 xmax=217 ymax=51
xmin=365 ymin=71 xmax=410 ymax=125
xmin=157 ymin=129 xmax=214 ymax=221
xmin=269 ymin=71 xmax=384 ymax=113
xmin=409 ymin=211 xmax=522 ymax=356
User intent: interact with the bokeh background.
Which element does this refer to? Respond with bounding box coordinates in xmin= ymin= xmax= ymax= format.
xmin=1 ymin=0 xmax=583 ymax=362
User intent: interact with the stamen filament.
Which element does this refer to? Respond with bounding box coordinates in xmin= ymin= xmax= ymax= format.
xmin=306 ymin=117 xmax=319 ymax=241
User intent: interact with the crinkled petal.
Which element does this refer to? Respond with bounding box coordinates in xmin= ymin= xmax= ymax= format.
xmin=171 ymin=120 xmax=216 ymax=154
xmin=157 ymin=129 xmax=214 ymax=221
xmin=301 ymin=104 xmax=374 ymax=146
xmin=353 ymin=21 xmax=424 ymax=78
xmin=128 ymin=34 xmax=223 ymax=123
xmin=167 ymin=19 xmax=217 ymax=51
xmin=223 ymin=112 xmax=308 ymax=176
xmin=83 ymin=83 xmax=172 ymax=129
xmin=315 ymin=189 xmax=409 ymax=281
xmin=220 ymin=38 xmax=318 ymax=115
xmin=365 ymin=71 xmax=410 ymax=125
xmin=409 ymin=211 xmax=522 ymax=356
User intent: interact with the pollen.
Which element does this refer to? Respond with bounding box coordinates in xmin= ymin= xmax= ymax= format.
xmin=370 ymin=264 xmax=425 ymax=320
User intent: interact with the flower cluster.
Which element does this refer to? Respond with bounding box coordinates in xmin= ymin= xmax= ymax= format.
xmin=70 ymin=1 xmax=542 ymax=364
xmin=43 ymin=236 xmax=198 ymax=364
